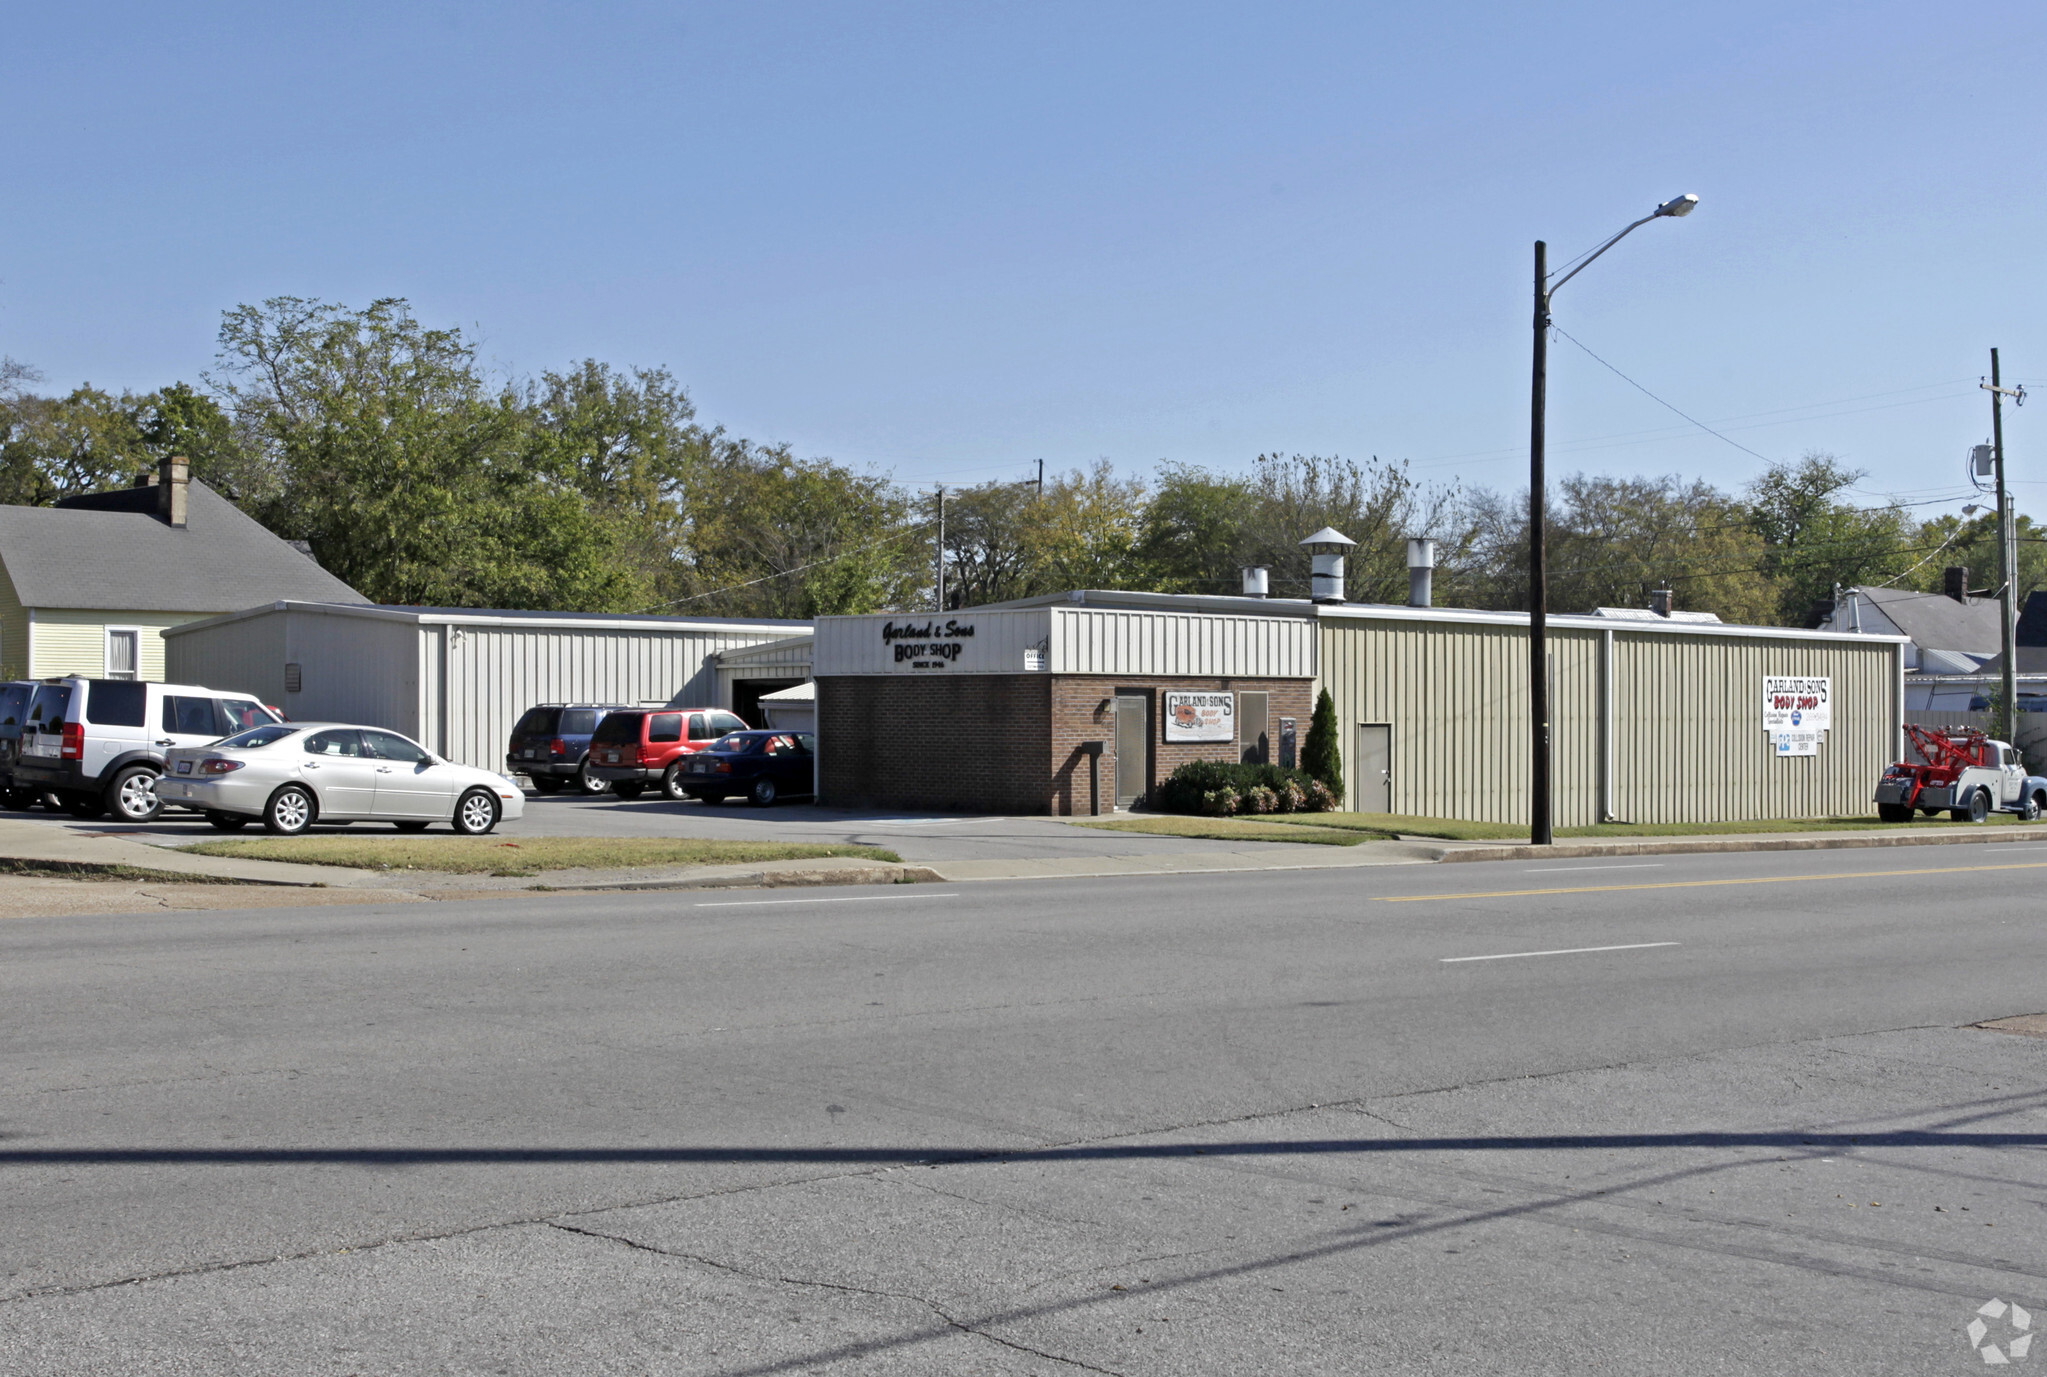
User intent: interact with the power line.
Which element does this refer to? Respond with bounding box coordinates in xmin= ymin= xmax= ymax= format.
xmin=1550 ymin=327 xmax=1777 ymax=464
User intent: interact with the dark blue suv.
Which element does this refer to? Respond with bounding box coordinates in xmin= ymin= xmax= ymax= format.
xmin=0 ymin=681 xmax=36 ymax=809
xmin=507 ymin=703 xmax=631 ymax=794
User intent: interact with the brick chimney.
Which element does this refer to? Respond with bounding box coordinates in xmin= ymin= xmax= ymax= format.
xmin=158 ymin=456 xmax=189 ymax=528
xmin=1943 ymin=565 xmax=1969 ymax=603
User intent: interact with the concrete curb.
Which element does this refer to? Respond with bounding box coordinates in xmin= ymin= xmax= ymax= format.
xmin=538 ymin=862 xmax=944 ymax=892
xmin=1428 ymin=825 xmax=2047 ymax=864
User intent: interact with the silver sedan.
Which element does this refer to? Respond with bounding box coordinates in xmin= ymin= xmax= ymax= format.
xmin=157 ymin=722 xmax=526 ymax=835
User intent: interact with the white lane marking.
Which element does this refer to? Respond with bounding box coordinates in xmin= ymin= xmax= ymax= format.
xmin=1521 ymin=863 xmax=1666 ymax=874
xmin=1440 ymin=941 xmax=1681 ymax=964
xmin=695 ymin=893 xmax=959 ymax=908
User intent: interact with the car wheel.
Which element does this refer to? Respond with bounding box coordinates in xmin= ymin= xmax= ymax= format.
xmin=662 ymin=765 xmax=690 ymax=802
xmin=452 ymin=787 xmax=501 ymax=836
xmin=2025 ymin=791 xmax=2044 ymax=823
xmin=106 ymin=765 xmax=163 ymax=823
xmin=63 ymin=790 xmax=106 ymax=820
xmin=750 ymin=778 xmax=778 ymax=807
xmin=573 ymin=759 xmax=608 ymax=795
xmin=393 ymin=820 xmax=431 ymax=832
xmin=1961 ymin=788 xmax=1992 ymax=823
xmin=264 ymin=785 xmax=316 ymax=836
xmin=205 ymin=810 xmax=250 ymax=832
xmin=530 ymin=776 xmax=565 ymax=795
xmin=612 ymin=782 xmax=646 ymax=801
xmin=1876 ymin=803 xmax=1911 ymax=823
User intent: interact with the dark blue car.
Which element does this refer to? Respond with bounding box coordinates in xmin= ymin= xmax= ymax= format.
xmin=0 ymin=681 xmax=36 ymax=808
xmin=506 ymin=703 xmax=632 ymax=795
xmin=678 ymin=730 xmax=816 ymax=806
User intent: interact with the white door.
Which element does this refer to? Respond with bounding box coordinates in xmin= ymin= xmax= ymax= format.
xmin=298 ymin=728 xmax=381 ymax=818
xmin=363 ymin=730 xmax=459 ymax=819
xmin=1357 ymin=724 xmax=1392 ymax=814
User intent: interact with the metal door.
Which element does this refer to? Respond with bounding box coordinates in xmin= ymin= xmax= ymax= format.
xmin=1114 ymin=693 xmax=1149 ymax=807
xmin=1357 ymin=724 xmax=1392 ymax=813
xmin=1239 ymin=691 xmax=1269 ymax=765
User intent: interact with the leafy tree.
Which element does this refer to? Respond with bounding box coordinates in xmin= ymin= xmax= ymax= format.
xmin=1301 ymin=688 xmax=1342 ymax=798
xmin=1745 ymin=452 xmax=1915 ymax=623
xmin=939 ymin=462 xmax=1147 ymax=608
xmin=210 ymin=297 xmax=640 ymax=609
xmin=1904 ymin=509 xmax=2047 ymax=606
xmin=0 ymin=382 xmax=152 ymax=506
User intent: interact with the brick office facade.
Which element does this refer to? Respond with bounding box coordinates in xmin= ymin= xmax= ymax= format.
xmin=819 ymin=673 xmax=1314 ymax=814
xmin=812 ymin=604 xmax=1321 ymax=815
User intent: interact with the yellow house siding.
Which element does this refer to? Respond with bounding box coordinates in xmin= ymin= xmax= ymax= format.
xmin=0 ymin=565 xmax=28 ymax=680
xmin=28 ymin=610 xmax=218 ymax=681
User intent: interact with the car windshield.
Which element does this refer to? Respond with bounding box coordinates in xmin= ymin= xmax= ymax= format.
xmin=220 ymin=725 xmax=302 ymax=750
xmin=713 ymin=733 xmax=767 ymax=754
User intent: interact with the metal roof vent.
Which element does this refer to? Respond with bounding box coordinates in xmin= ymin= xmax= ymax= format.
xmin=1241 ymin=566 xmax=1269 ymax=598
xmin=1300 ymin=528 xmax=1356 ymax=604
xmin=1406 ymin=538 xmax=1436 ymax=608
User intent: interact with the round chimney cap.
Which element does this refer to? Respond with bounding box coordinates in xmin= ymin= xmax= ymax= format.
xmin=1299 ymin=527 xmax=1356 ymax=551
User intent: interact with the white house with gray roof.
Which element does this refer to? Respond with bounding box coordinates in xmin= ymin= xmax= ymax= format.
xmin=0 ymin=458 xmax=366 ymax=682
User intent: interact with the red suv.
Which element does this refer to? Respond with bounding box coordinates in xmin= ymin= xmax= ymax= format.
xmin=587 ymin=707 xmax=749 ymax=800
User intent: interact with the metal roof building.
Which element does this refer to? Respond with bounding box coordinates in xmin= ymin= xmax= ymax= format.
xmin=165 ymin=602 xmax=806 ymax=771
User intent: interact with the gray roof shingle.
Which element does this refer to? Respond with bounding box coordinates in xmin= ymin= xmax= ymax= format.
xmin=0 ymin=481 xmax=367 ymax=611
xmin=1851 ymin=585 xmax=2004 ymax=655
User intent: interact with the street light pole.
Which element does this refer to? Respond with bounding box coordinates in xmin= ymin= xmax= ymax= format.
xmin=1527 ymin=194 xmax=1697 ymax=846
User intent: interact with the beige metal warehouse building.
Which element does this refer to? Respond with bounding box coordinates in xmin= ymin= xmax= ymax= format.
xmin=814 ymin=590 xmax=1906 ymax=825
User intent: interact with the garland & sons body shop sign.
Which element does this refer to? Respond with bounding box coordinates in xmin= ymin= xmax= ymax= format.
xmin=1762 ymin=676 xmax=1831 ymax=756
xmin=1164 ymin=691 xmax=1235 ymax=743
xmin=882 ymin=619 xmax=977 ymax=670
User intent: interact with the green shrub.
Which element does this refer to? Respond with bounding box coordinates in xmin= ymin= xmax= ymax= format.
xmin=1158 ymin=759 xmax=1330 ymax=815
xmin=1302 ymin=688 xmax=1342 ymax=797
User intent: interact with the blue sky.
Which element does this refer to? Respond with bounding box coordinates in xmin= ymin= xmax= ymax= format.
xmin=6 ymin=1 xmax=2045 ymax=513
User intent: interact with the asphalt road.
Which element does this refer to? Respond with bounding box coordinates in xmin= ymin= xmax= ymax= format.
xmin=4 ymin=845 xmax=2045 ymax=1374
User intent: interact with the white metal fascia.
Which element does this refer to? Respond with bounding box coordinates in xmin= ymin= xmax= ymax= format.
xmin=1310 ymin=601 xmax=1911 ymax=648
xmin=162 ymin=600 xmax=809 ymax=639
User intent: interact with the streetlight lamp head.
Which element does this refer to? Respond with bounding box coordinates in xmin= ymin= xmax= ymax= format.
xmin=1964 ymin=503 xmax=1989 ymax=517
xmin=1655 ymin=193 xmax=1700 ymax=218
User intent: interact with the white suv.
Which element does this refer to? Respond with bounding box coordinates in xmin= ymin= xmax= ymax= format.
xmin=14 ymin=678 xmax=280 ymax=822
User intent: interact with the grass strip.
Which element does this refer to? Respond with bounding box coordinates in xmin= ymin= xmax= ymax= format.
xmin=181 ymin=836 xmax=902 ymax=875
xmin=1281 ymin=811 xmax=2043 ymax=842
xmin=1069 ymin=817 xmax=1365 ymax=846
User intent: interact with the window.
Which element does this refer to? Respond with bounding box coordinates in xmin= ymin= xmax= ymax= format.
xmin=711 ymin=712 xmax=748 ymax=736
xmin=222 ymin=726 xmax=302 ymax=750
xmin=592 ymin=713 xmax=644 ymax=746
xmin=559 ymin=709 xmax=599 ymax=735
xmin=218 ymin=699 xmax=279 ymax=732
xmin=514 ymin=708 xmax=561 ymax=737
xmin=0 ymin=683 xmax=27 ymax=727
xmin=26 ymin=685 xmax=71 ymax=728
xmin=797 ymin=734 xmax=816 ymax=754
xmin=105 ymin=629 xmax=140 ymax=680
xmin=304 ymin=729 xmax=366 ymax=757
xmin=163 ymin=696 xmax=223 ymax=736
xmin=765 ymin=735 xmax=799 ymax=755
xmin=688 ymin=714 xmax=712 ymax=740
xmin=85 ymin=681 xmax=147 ymax=727
xmin=649 ymin=713 xmax=683 ymax=744
xmin=362 ymin=730 xmax=429 ymax=763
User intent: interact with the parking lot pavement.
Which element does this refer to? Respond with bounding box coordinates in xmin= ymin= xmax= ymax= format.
xmin=23 ymin=792 xmax=1346 ymax=864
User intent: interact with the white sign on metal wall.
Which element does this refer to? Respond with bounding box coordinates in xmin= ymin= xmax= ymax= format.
xmin=1163 ymin=691 xmax=1235 ymax=743
xmin=1763 ymin=675 xmax=1831 ymax=756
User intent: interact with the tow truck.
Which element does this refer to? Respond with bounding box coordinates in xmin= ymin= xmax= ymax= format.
xmin=1874 ymin=724 xmax=2047 ymax=823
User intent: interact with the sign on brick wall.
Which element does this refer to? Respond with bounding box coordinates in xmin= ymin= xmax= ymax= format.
xmin=1164 ymin=691 xmax=1235 ymax=743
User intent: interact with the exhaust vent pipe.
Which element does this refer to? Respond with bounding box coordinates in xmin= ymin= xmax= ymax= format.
xmin=1406 ymin=539 xmax=1436 ymax=608
xmin=1650 ymin=586 xmax=1673 ymax=618
xmin=1241 ymin=566 xmax=1269 ymax=598
xmin=1300 ymin=528 xmax=1357 ymax=604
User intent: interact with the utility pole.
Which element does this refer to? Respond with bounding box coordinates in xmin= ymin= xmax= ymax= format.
xmin=1983 ymin=349 xmax=2026 ymax=746
xmin=934 ymin=485 xmax=947 ymax=613
xmin=1529 ymin=241 xmax=1552 ymax=846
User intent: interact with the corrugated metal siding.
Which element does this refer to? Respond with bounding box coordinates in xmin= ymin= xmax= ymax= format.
xmin=283 ymin=610 xmax=425 ymax=741
xmin=1613 ymin=632 xmax=1899 ymax=823
xmin=1318 ymin=618 xmax=1599 ymax=824
xmin=32 ymin=610 xmax=213 ymax=681
xmin=165 ymin=611 xmax=290 ymax=703
xmin=437 ymin=624 xmax=791 ymax=768
xmin=1052 ymin=608 xmax=1317 ymax=678
xmin=714 ymin=637 xmax=815 ymax=671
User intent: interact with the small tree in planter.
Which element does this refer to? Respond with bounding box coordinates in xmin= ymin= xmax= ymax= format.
xmin=1302 ymin=688 xmax=1343 ymax=801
